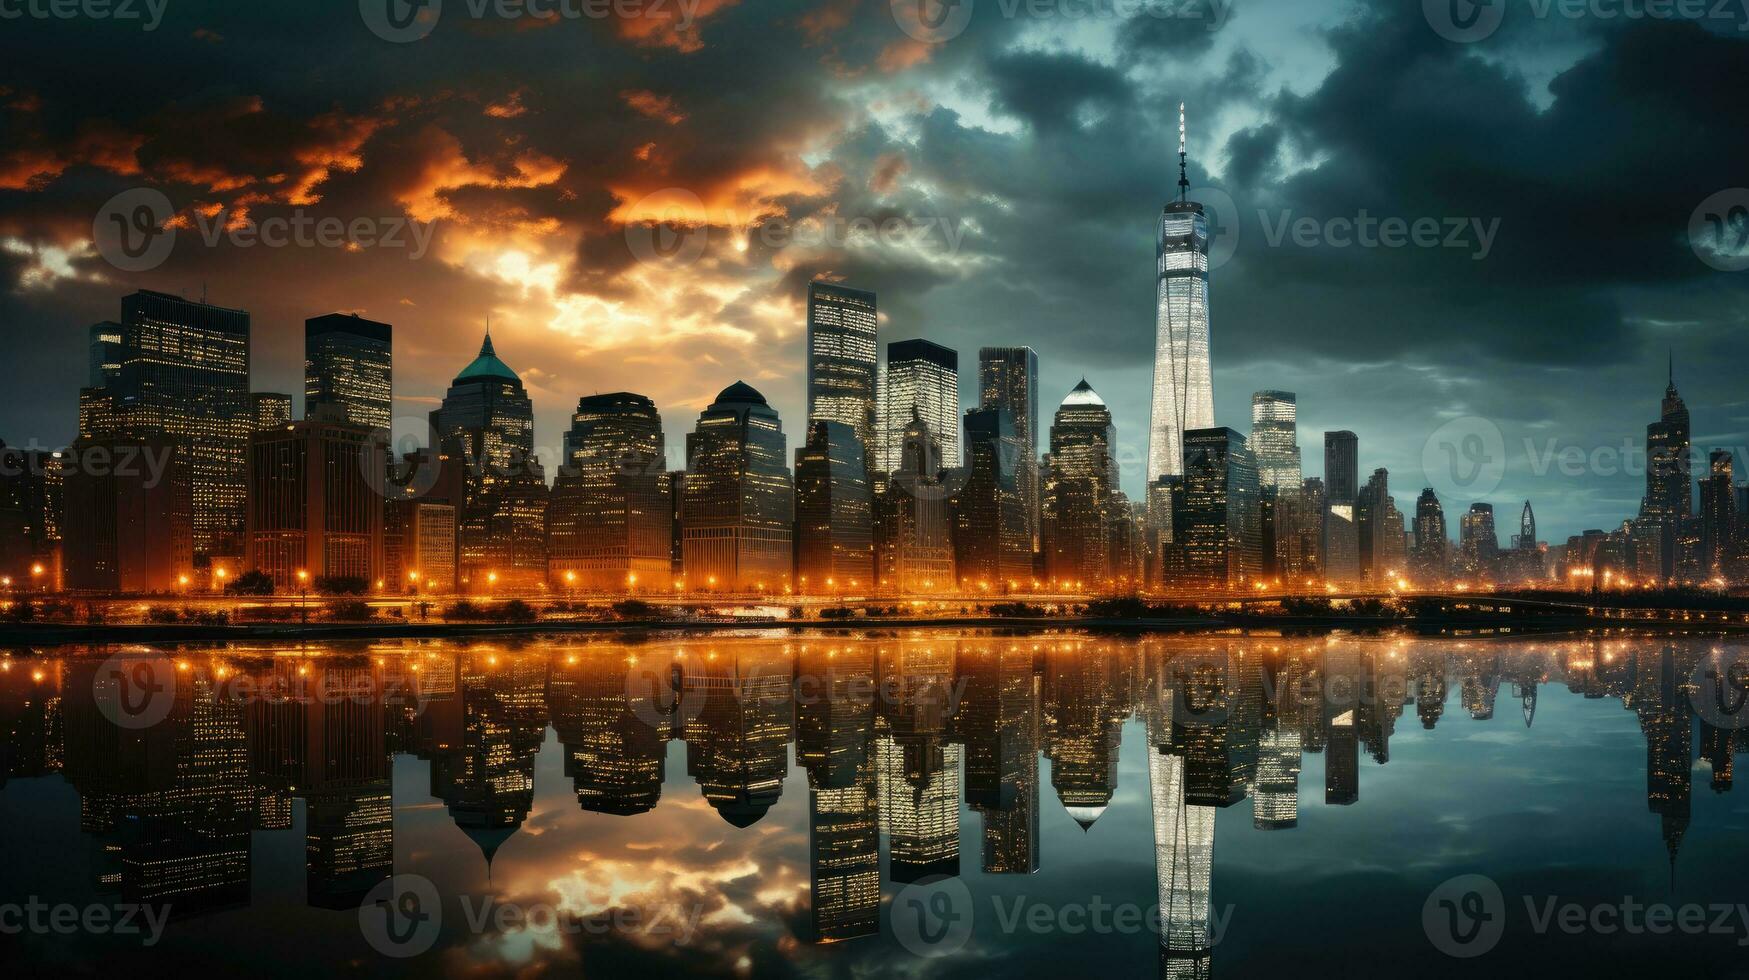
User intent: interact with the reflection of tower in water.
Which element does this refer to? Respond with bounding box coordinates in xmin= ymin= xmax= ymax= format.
xmin=684 ymin=647 xmax=794 ymax=828
xmin=959 ymin=642 xmax=1042 ymax=873
xmin=797 ymin=647 xmax=880 ymax=942
xmin=879 ymin=642 xmax=961 ymax=882
xmin=1045 ymin=643 xmax=1129 ymax=829
xmin=548 ymin=650 xmax=666 ymax=816
xmin=1149 ymin=748 xmax=1214 ymax=980
xmin=422 ymin=652 xmax=545 ymax=880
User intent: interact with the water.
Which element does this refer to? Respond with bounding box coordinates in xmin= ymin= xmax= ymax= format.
xmin=2 ymin=631 xmax=1747 ymax=978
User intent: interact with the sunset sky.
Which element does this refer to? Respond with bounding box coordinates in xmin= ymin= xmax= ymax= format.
xmin=2 ymin=0 xmax=1747 ymax=541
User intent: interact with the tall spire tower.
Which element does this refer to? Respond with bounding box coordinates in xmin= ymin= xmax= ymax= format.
xmin=1148 ymin=103 xmax=1215 ymax=482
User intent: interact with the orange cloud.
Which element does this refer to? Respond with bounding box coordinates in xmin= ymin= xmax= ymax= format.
xmin=622 ymin=90 xmax=686 ymax=125
xmin=614 ymin=0 xmax=741 ymax=53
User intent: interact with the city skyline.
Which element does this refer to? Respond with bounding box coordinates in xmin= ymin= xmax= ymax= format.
xmin=2 ymin=3 xmax=1746 ymax=546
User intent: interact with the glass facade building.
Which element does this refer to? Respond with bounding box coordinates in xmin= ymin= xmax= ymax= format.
xmin=1148 ymin=200 xmax=1214 ymax=482
xmin=682 ymin=382 xmax=794 ymax=592
xmin=548 ymin=392 xmax=671 ymax=591
xmin=882 ymin=340 xmax=959 ymax=474
xmin=305 ymin=313 xmax=393 ymax=432
xmin=805 ymin=282 xmax=879 ymax=462
xmin=1250 ymin=390 xmax=1301 ymax=490
xmin=979 ymin=347 xmax=1040 ymax=553
xmin=793 ymin=419 xmax=874 ymax=591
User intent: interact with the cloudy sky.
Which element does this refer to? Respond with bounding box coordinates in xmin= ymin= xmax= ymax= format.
xmin=2 ymin=0 xmax=1747 ymax=542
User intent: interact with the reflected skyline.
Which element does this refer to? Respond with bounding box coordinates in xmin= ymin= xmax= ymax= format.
xmin=3 ymin=632 xmax=1748 ymax=976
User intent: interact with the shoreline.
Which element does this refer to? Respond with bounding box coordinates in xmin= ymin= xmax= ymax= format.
xmin=1 ymin=612 xmax=1744 ymax=646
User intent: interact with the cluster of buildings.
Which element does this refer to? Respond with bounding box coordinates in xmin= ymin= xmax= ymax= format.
xmin=0 ymin=111 xmax=1742 ymax=597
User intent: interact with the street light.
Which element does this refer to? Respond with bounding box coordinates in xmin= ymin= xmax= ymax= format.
xmin=215 ymin=566 xmax=228 ymax=594
xmin=31 ymin=563 xmax=44 ymax=593
xmin=296 ymin=569 xmax=310 ymax=626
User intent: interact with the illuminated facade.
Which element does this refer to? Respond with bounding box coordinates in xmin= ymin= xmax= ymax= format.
xmin=1044 ymin=381 xmax=1118 ymax=586
xmin=806 ymin=281 xmax=879 ymax=464
xmin=305 ymin=313 xmax=392 ymax=432
xmin=953 ymin=408 xmax=1032 ymax=589
xmin=1147 ymin=127 xmax=1215 ymax=484
xmin=432 ymin=328 xmax=539 ymax=588
xmin=1179 ymin=427 xmax=1262 ymax=589
xmin=548 ymin=392 xmax=671 ymax=591
xmin=1249 ymin=391 xmax=1301 ymax=489
xmin=682 ymin=382 xmax=794 ymax=592
xmin=385 ymin=500 xmax=456 ymax=593
xmin=793 ymin=419 xmax=874 ymax=591
xmin=979 ymin=347 xmax=1041 ymax=552
xmin=877 ymin=416 xmax=955 ymax=593
xmin=108 ymin=290 xmax=253 ymax=558
xmin=250 ymin=393 xmax=292 ymax=432
xmin=882 ymin=340 xmax=959 ymax=473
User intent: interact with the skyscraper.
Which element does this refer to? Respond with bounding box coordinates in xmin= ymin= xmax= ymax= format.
xmin=1322 ymin=431 xmax=1360 ymax=583
xmin=1179 ymin=427 xmax=1262 ymax=589
xmin=953 ymin=408 xmax=1031 ymax=589
xmin=882 ymin=340 xmax=959 ymax=473
xmin=1459 ymin=503 xmax=1499 ymax=575
xmin=88 ymin=321 xmax=123 ymax=388
xmin=62 ymin=435 xmax=192 ymax=592
xmin=877 ymin=415 xmax=955 ymax=593
xmin=805 ymin=282 xmax=879 ymax=461
xmin=1148 ymin=105 xmax=1215 ymax=482
xmin=1641 ymin=355 xmax=1692 ymax=581
xmin=683 ymin=382 xmax=794 ymax=592
xmin=305 ymin=313 xmax=393 ymax=432
xmin=245 ymin=404 xmax=387 ymax=589
xmin=1411 ymin=488 xmax=1448 ymax=583
xmin=250 ymin=393 xmax=293 ymax=432
xmin=106 ymin=290 xmax=252 ymax=558
xmin=1044 ymin=381 xmax=1118 ymax=587
xmin=793 ymin=419 xmax=874 ymax=591
xmin=1700 ymin=449 xmax=1736 ymax=580
xmin=547 ymin=392 xmax=671 ymax=590
xmin=979 ymin=347 xmax=1041 ymax=551
xmin=431 ymin=326 xmax=539 ymax=588
xmin=1250 ymin=391 xmax=1302 ymax=490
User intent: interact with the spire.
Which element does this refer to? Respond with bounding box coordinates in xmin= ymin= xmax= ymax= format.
xmin=1177 ymin=102 xmax=1189 ymax=203
xmin=481 ymin=315 xmax=495 ymax=357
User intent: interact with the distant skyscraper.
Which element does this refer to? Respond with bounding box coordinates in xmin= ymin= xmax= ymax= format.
xmin=1460 ymin=503 xmax=1499 ymax=572
xmin=1642 ymin=355 xmax=1692 ymax=580
xmin=979 ymin=347 xmax=1040 ymax=551
xmin=1250 ymin=391 xmax=1301 ymax=489
xmin=1322 ymin=431 xmax=1361 ymax=582
xmin=245 ymin=405 xmax=387 ymax=589
xmin=1512 ymin=500 xmax=1538 ymax=551
xmin=793 ymin=419 xmax=874 ymax=591
xmin=432 ymin=327 xmax=539 ymax=588
xmin=683 ymin=382 xmax=794 ymax=592
xmin=62 ymin=435 xmax=192 ymax=592
xmin=953 ymin=408 xmax=1032 ymax=588
xmin=1148 ymin=105 xmax=1215 ymax=483
xmin=1323 ymin=431 xmax=1359 ymax=506
xmin=1700 ymin=450 xmax=1736 ymax=579
xmin=104 ymin=290 xmax=252 ymax=558
xmin=1357 ymin=468 xmax=1401 ymax=584
xmin=882 ymin=340 xmax=958 ymax=473
xmin=877 ymin=415 xmax=955 ymax=593
xmin=805 ymin=282 xmax=879 ymax=460
xmin=1179 ymin=427 xmax=1262 ymax=589
xmin=1044 ymin=381 xmax=1118 ymax=586
xmin=305 ymin=313 xmax=392 ymax=431
xmin=88 ymin=321 xmax=123 ymax=388
xmin=548 ymin=392 xmax=671 ymax=591
xmin=1411 ymin=488 xmax=1448 ymax=582
xmin=251 ymin=392 xmax=293 ymax=431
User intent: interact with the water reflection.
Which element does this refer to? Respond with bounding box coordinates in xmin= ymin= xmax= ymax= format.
xmin=2 ymin=634 xmax=1747 ymax=976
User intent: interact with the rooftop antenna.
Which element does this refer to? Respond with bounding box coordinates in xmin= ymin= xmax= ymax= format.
xmin=1177 ymin=102 xmax=1189 ymax=204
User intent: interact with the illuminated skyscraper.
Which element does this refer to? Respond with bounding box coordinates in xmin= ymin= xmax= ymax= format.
xmin=806 ymin=282 xmax=879 ymax=462
xmin=88 ymin=321 xmax=123 ymax=387
xmin=1700 ymin=450 xmax=1736 ymax=579
xmin=432 ymin=326 xmax=538 ymax=587
xmin=1149 ymin=749 xmax=1215 ymax=979
xmin=683 ymin=382 xmax=794 ymax=592
xmin=109 ymin=290 xmax=252 ymax=558
xmin=250 ymin=392 xmax=292 ymax=432
xmin=1322 ymin=431 xmax=1360 ymax=583
xmin=882 ymin=340 xmax=959 ymax=473
xmin=1179 ymin=427 xmax=1261 ymax=589
xmin=245 ymin=405 xmax=388 ymax=589
xmin=876 ymin=415 xmax=955 ymax=593
xmin=548 ymin=392 xmax=671 ymax=590
xmin=1411 ymin=488 xmax=1448 ymax=583
xmin=794 ymin=419 xmax=874 ymax=591
xmin=1044 ymin=381 xmax=1118 ymax=586
xmin=1641 ymin=355 xmax=1692 ymax=581
xmin=305 ymin=313 xmax=392 ymax=432
xmin=1459 ymin=503 xmax=1498 ymax=573
xmin=979 ymin=347 xmax=1041 ymax=551
xmin=1148 ymin=105 xmax=1215 ymax=483
xmin=1250 ymin=391 xmax=1301 ymax=490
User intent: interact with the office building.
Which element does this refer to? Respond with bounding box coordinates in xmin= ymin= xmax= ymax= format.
xmin=882 ymin=340 xmax=959 ymax=473
xmin=548 ymin=392 xmax=671 ymax=591
xmin=62 ymin=436 xmax=192 ymax=592
xmin=245 ymin=405 xmax=387 ymax=590
xmin=793 ymin=419 xmax=874 ymax=592
xmin=251 ymin=393 xmax=293 ymax=432
xmin=683 ymin=382 xmax=794 ymax=592
xmin=1148 ymin=106 xmax=1215 ymax=483
xmin=1250 ymin=391 xmax=1302 ymax=490
xmin=805 ymin=282 xmax=879 ymax=461
xmin=305 ymin=313 xmax=393 ymax=432
xmin=1178 ymin=427 xmax=1262 ymax=589
xmin=877 ymin=415 xmax=955 ymax=593
xmin=88 ymin=322 xmax=123 ymax=388
xmin=953 ymin=408 xmax=1031 ymax=589
xmin=979 ymin=347 xmax=1041 ymax=552
xmin=1043 ymin=381 xmax=1118 ymax=587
